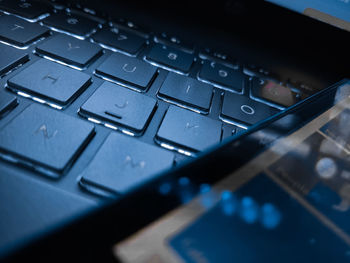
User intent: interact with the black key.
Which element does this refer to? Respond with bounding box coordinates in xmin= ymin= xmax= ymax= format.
xmin=42 ymin=12 xmax=99 ymax=38
xmin=95 ymin=52 xmax=157 ymax=91
xmin=154 ymin=33 xmax=194 ymax=53
xmin=8 ymin=59 xmax=91 ymax=107
xmin=156 ymin=106 xmax=222 ymax=152
xmin=0 ymin=43 xmax=29 ymax=76
xmin=199 ymin=47 xmax=233 ymax=61
xmin=198 ymin=60 xmax=244 ymax=93
xmin=92 ymin=27 xmax=146 ymax=55
xmin=110 ymin=19 xmax=149 ymax=38
xmin=145 ymin=43 xmax=194 ymax=73
xmin=80 ymin=133 xmax=174 ymax=194
xmin=80 ymin=82 xmax=157 ymax=134
xmin=0 ymin=15 xmax=49 ymax=47
xmin=0 ymin=92 xmax=17 ymax=117
xmin=36 ymin=34 xmax=103 ymax=68
xmin=0 ymin=0 xmax=50 ymax=20
xmin=0 ymin=103 xmax=94 ymax=176
xmin=158 ymin=72 xmax=213 ymax=113
xmin=221 ymin=92 xmax=279 ymax=126
xmin=250 ymin=78 xmax=301 ymax=108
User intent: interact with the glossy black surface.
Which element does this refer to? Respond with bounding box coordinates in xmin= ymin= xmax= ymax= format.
xmin=170 ymin=174 xmax=350 ymax=263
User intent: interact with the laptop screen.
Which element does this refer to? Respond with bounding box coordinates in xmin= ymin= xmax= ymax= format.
xmin=267 ymin=0 xmax=350 ymax=32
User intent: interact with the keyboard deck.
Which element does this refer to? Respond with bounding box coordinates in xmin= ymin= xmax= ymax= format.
xmin=0 ymin=1 xmax=313 ymax=197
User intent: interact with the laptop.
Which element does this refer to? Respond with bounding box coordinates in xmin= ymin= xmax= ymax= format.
xmin=0 ymin=0 xmax=348 ymax=260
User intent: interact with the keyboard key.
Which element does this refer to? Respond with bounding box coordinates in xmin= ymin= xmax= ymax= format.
xmin=198 ymin=60 xmax=244 ymax=93
xmin=221 ymin=92 xmax=279 ymax=126
xmin=42 ymin=12 xmax=99 ymax=38
xmin=158 ymin=72 xmax=213 ymax=113
xmin=156 ymin=106 xmax=222 ymax=152
xmin=95 ymin=52 xmax=157 ymax=91
xmin=0 ymin=92 xmax=17 ymax=117
xmin=80 ymin=82 xmax=157 ymax=134
xmin=0 ymin=43 xmax=29 ymax=76
xmin=36 ymin=34 xmax=103 ymax=68
xmin=92 ymin=27 xmax=146 ymax=55
xmin=0 ymin=0 xmax=50 ymax=20
xmin=0 ymin=15 xmax=49 ymax=47
xmin=80 ymin=133 xmax=174 ymax=194
xmin=145 ymin=43 xmax=195 ymax=73
xmin=154 ymin=33 xmax=194 ymax=53
xmin=0 ymin=103 xmax=94 ymax=176
xmin=8 ymin=59 xmax=91 ymax=107
xmin=250 ymin=78 xmax=301 ymax=108
xmin=199 ymin=47 xmax=233 ymax=61
xmin=110 ymin=18 xmax=149 ymax=38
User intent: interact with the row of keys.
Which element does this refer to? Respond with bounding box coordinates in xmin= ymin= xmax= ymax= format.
xmin=0 ymin=13 xmax=287 ymax=117
xmin=0 ymin=2 xmax=303 ymax=101
xmin=77 ymin=80 xmax=275 ymax=144
xmin=0 ymin=12 xmax=256 ymax=99
xmin=0 ymin=98 xmax=175 ymax=194
xmin=5 ymin=53 xmax=278 ymax=128
xmin=0 ymin=10 xmax=247 ymax=92
xmin=0 ymin=102 xmax=221 ymax=193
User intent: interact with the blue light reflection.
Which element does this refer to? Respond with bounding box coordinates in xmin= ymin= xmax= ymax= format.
xmin=260 ymin=203 xmax=282 ymax=229
xmin=239 ymin=196 xmax=259 ymax=224
xmin=219 ymin=191 xmax=282 ymax=229
xmin=158 ymin=182 xmax=172 ymax=195
xmin=220 ymin=190 xmax=237 ymax=216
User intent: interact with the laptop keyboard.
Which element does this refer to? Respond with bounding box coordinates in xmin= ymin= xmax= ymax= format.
xmin=0 ymin=2 xmax=311 ymax=197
